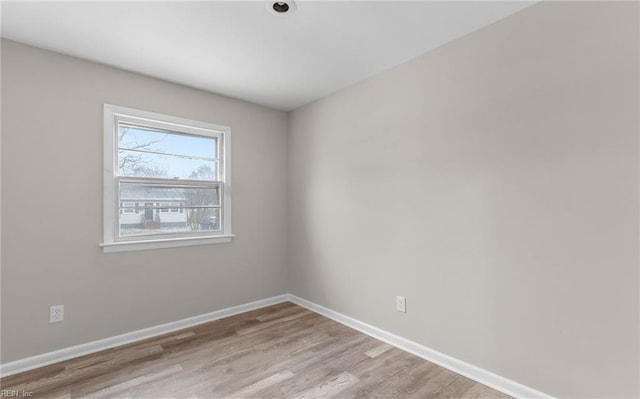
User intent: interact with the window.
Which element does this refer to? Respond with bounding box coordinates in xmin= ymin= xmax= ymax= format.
xmin=101 ymin=105 xmax=233 ymax=252
xmin=120 ymin=202 xmax=138 ymax=214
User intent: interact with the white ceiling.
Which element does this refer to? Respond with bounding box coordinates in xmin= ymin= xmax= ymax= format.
xmin=1 ymin=1 xmax=533 ymax=111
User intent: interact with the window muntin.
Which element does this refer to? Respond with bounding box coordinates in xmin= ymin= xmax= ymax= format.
xmin=103 ymin=105 xmax=232 ymax=251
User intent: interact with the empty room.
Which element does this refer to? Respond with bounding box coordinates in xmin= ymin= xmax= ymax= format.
xmin=0 ymin=1 xmax=638 ymax=398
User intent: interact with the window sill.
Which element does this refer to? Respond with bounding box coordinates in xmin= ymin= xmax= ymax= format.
xmin=100 ymin=234 xmax=235 ymax=253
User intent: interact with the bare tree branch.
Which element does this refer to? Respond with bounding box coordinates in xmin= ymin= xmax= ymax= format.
xmin=118 ymin=127 xmax=168 ymax=177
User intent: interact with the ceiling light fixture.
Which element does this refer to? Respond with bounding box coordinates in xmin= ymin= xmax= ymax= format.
xmin=273 ymin=2 xmax=289 ymax=13
xmin=267 ymin=1 xmax=297 ymax=16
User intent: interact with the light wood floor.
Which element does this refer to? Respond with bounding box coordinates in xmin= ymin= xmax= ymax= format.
xmin=0 ymin=302 xmax=511 ymax=398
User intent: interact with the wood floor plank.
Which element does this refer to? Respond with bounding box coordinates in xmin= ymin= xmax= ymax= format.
xmin=0 ymin=303 xmax=512 ymax=399
xmin=229 ymin=370 xmax=295 ymax=398
xmin=293 ymin=372 xmax=360 ymax=399
xmin=364 ymin=343 xmax=393 ymax=359
xmin=351 ymin=349 xmax=426 ymax=399
xmin=80 ymin=364 xmax=183 ymax=399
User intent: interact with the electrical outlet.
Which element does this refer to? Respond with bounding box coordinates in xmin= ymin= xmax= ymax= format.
xmin=396 ymin=296 xmax=406 ymax=313
xmin=50 ymin=305 xmax=64 ymax=323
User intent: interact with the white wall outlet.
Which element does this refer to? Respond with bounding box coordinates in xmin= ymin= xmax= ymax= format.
xmin=396 ymin=296 xmax=406 ymax=313
xmin=50 ymin=305 xmax=64 ymax=323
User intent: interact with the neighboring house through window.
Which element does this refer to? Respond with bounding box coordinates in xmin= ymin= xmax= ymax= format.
xmin=101 ymin=104 xmax=233 ymax=252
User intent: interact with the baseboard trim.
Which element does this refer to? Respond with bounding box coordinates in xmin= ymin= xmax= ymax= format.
xmin=1 ymin=293 xmax=553 ymax=399
xmin=287 ymin=294 xmax=554 ymax=399
xmin=0 ymin=294 xmax=289 ymax=378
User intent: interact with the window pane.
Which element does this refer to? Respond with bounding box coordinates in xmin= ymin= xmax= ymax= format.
xmin=119 ymin=207 xmax=220 ymax=237
xmin=118 ymin=181 xmax=220 ymax=237
xmin=118 ymin=150 xmax=217 ymax=180
xmin=188 ymin=207 xmax=220 ymax=231
xmin=118 ymin=124 xmax=217 ymax=159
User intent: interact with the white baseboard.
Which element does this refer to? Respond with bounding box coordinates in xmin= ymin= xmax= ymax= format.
xmin=1 ymin=293 xmax=553 ymax=399
xmin=287 ymin=294 xmax=554 ymax=399
xmin=0 ymin=294 xmax=289 ymax=378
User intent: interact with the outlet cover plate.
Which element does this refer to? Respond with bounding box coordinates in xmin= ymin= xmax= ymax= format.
xmin=396 ymin=296 xmax=406 ymax=313
xmin=50 ymin=305 xmax=64 ymax=323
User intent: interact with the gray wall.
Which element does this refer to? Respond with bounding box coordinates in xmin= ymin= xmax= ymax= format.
xmin=288 ymin=2 xmax=639 ymax=398
xmin=1 ymin=40 xmax=288 ymax=362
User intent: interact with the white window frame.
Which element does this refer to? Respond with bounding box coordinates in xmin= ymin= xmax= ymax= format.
xmin=100 ymin=104 xmax=233 ymax=253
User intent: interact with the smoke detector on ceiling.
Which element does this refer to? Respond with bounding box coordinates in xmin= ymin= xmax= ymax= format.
xmin=267 ymin=1 xmax=297 ymax=16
